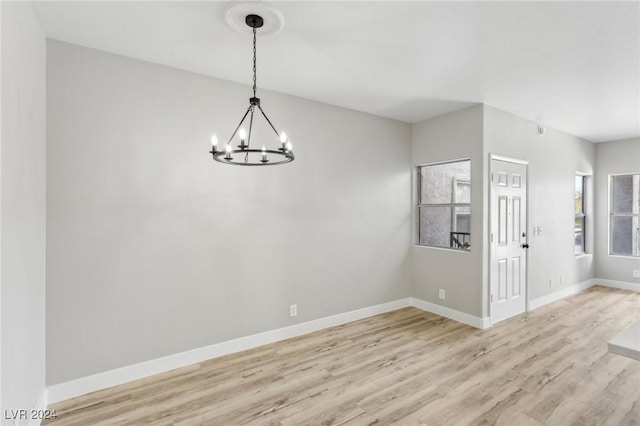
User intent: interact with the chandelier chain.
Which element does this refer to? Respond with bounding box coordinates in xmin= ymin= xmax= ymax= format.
xmin=252 ymin=27 xmax=257 ymax=98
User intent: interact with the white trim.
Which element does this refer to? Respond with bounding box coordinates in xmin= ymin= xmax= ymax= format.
xmin=574 ymin=253 xmax=593 ymax=259
xmin=608 ymin=171 xmax=640 ymax=177
xmin=47 ymin=296 xmax=495 ymax=404
xmin=607 ymin=254 xmax=640 ymax=259
xmin=489 ymin=154 xmax=530 ymax=165
xmin=21 ymin=389 xmax=48 ymax=426
xmin=44 ymin=280 xmax=640 ymax=405
xmin=529 ymin=279 xmax=595 ymax=310
xmin=410 ymin=297 xmax=490 ymax=329
xmin=47 ymin=298 xmax=412 ymax=404
xmin=415 ymin=157 xmax=471 ymax=168
xmin=528 ymin=278 xmax=639 ymax=311
xmin=595 ymin=279 xmax=640 ymax=292
xmin=412 ymin=245 xmax=472 ymax=254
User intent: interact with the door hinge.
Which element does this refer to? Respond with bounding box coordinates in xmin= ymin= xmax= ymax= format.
xmin=491 ymin=294 xmax=494 ymax=303
xmin=491 ymin=233 xmax=494 ymax=243
xmin=491 ymin=173 xmax=494 ymax=182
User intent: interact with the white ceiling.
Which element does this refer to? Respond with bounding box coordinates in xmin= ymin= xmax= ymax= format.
xmin=33 ymin=1 xmax=639 ymax=142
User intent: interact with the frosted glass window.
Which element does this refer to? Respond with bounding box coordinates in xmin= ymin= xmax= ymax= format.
xmin=575 ymin=175 xmax=586 ymax=255
xmin=610 ymin=174 xmax=640 ymax=257
xmin=418 ymin=160 xmax=471 ymax=251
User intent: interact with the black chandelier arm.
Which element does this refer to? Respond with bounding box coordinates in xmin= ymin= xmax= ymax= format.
xmin=227 ymin=105 xmax=253 ymax=145
xmin=245 ymin=107 xmax=256 ymax=163
xmin=257 ymin=104 xmax=281 ymax=137
xmin=246 ymin=107 xmax=255 ymax=147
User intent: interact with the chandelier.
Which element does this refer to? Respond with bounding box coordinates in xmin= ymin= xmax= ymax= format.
xmin=209 ymin=14 xmax=294 ymax=166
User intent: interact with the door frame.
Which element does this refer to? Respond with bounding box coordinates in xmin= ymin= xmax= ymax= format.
xmin=488 ymin=154 xmax=530 ymax=326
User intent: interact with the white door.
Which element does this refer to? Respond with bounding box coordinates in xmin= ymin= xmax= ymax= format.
xmin=490 ymin=158 xmax=528 ymax=324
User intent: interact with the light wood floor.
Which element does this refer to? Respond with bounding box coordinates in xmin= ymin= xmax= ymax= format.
xmin=45 ymin=286 xmax=639 ymax=426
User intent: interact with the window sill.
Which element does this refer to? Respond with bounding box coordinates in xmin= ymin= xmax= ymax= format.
xmin=413 ymin=245 xmax=471 ymax=254
xmin=608 ymin=254 xmax=640 ymax=259
xmin=574 ymin=253 xmax=592 ymax=259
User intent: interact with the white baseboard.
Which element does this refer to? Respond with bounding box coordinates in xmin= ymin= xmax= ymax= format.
xmin=45 ymin=291 xmax=546 ymax=405
xmin=529 ymin=279 xmax=595 ymax=311
xmin=595 ymin=279 xmax=640 ymax=292
xmin=44 ymin=278 xmax=640 ymax=406
xmin=410 ymin=297 xmax=490 ymax=329
xmin=529 ymin=277 xmax=640 ymax=311
xmin=47 ymin=298 xmax=412 ymax=404
xmin=20 ymin=388 xmax=48 ymax=426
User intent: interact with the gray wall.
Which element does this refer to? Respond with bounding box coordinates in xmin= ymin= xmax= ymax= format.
xmin=1 ymin=1 xmax=47 ymax=421
xmin=46 ymin=40 xmax=412 ymax=385
xmin=483 ymin=106 xmax=596 ymax=309
xmin=410 ymin=104 xmax=597 ymax=320
xmin=595 ymin=138 xmax=640 ymax=283
xmin=411 ymin=105 xmax=485 ymax=317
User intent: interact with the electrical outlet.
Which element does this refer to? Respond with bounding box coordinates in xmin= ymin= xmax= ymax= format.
xmin=438 ymin=289 xmax=445 ymax=300
xmin=633 ymin=270 xmax=640 ymax=279
xmin=289 ymin=304 xmax=297 ymax=317
xmin=549 ymin=278 xmax=553 ymax=288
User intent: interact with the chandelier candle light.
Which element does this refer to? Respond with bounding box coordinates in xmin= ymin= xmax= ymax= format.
xmin=209 ymin=14 xmax=294 ymax=166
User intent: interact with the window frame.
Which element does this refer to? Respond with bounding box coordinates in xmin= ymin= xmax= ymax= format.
xmin=609 ymin=172 xmax=640 ymax=258
xmin=417 ymin=158 xmax=472 ymax=251
xmin=575 ymin=174 xmax=586 ymax=255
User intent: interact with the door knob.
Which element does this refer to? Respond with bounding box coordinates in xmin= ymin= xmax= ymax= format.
xmin=521 ymin=243 xmax=530 ymax=249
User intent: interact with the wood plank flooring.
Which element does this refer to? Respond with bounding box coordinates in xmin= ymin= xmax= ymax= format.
xmin=44 ymin=286 xmax=639 ymax=425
